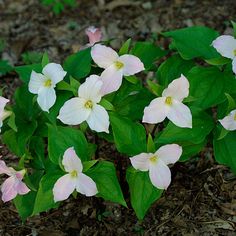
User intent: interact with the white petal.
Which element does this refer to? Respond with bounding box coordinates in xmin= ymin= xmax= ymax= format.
xmin=62 ymin=147 xmax=83 ymax=173
xmin=0 ymin=96 xmax=9 ymax=120
xmin=53 ymin=174 xmax=76 ymax=202
xmin=167 ymin=100 xmax=192 ymax=128
xmin=142 ymin=97 xmax=169 ymax=124
xmin=58 ymin=97 xmax=90 ymax=125
xmin=162 ymin=75 xmax=189 ymax=102
xmin=86 ymin=104 xmax=109 ymax=133
xmin=1 ymin=176 xmax=18 ymax=202
xmin=91 ymin=44 xmax=119 ymax=68
xmin=78 ymin=75 xmax=102 ymax=103
xmin=212 ymin=35 xmax=236 ymax=59
xmin=76 ymin=173 xmax=98 ymax=196
xmin=149 ymin=159 xmax=171 ymax=190
xmin=37 ymin=87 xmax=56 ymax=112
xmin=100 ymin=65 xmax=123 ymax=95
xmin=219 ymin=110 xmax=236 ymax=131
xmin=119 ymin=54 xmax=145 ymax=76
xmin=232 ymin=57 xmax=236 ymax=74
xmin=130 ymin=153 xmax=152 ymax=171
xmin=28 ymin=71 xmax=45 ymax=94
xmin=155 ymin=144 xmax=182 ymax=165
xmin=42 ymin=63 xmax=67 ymax=84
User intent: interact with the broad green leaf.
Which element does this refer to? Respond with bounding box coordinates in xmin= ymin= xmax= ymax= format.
xmin=0 ymin=60 xmax=12 ymax=76
xmin=163 ymin=26 xmax=220 ymax=60
xmin=156 ymin=54 xmax=194 ymax=87
xmin=126 ymin=167 xmax=163 ymax=220
xmin=119 ymin=38 xmax=131 ymax=55
xmin=64 ymin=48 xmax=91 ymax=80
xmin=48 ymin=125 xmax=90 ymax=164
xmin=147 ymin=134 xmax=156 ymax=153
xmin=42 ymin=52 xmax=49 ymax=67
xmin=213 ymin=129 xmax=236 ymax=174
xmin=130 ymin=42 xmax=167 ymax=70
xmin=110 ymin=113 xmax=147 ymax=155
xmin=86 ymin=161 xmax=126 ymax=207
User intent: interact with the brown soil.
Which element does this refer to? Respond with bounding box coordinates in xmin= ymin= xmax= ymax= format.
xmin=0 ymin=0 xmax=236 ymax=235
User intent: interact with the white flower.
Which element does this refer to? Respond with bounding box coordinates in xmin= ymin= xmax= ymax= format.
xmin=143 ymin=74 xmax=192 ymax=128
xmin=219 ymin=109 xmax=236 ymax=131
xmin=0 ymin=96 xmax=11 ymax=132
xmin=130 ymin=144 xmax=182 ymax=189
xmin=28 ymin=63 xmax=67 ymax=112
xmin=212 ymin=35 xmax=236 ymax=74
xmin=58 ymin=75 xmax=110 ymax=133
xmin=53 ymin=147 xmax=98 ymax=202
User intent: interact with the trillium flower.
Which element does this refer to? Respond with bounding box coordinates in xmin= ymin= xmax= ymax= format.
xmin=85 ymin=26 xmax=102 ymax=46
xmin=29 ymin=63 xmax=67 ymax=112
xmin=212 ymin=35 xmax=236 ymax=74
xmin=0 ymin=96 xmax=11 ymax=132
xmin=0 ymin=160 xmax=30 ymax=202
xmin=130 ymin=144 xmax=182 ymax=189
xmin=58 ymin=75 xmax=110 ymax=133
xmin=219 ymin=109 xmax=236 ymax=131
xmin=143 ymin=74 xmax=192 ymax=128
xmin=91 ymin=44 xmax=145 ymax=95
xmin=53 ymin=147 xmax=98 ymax=202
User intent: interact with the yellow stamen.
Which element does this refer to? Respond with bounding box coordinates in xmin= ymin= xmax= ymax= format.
xmin=114 ymin=61 xmax=124 ymax=70
xmin=44 ymin=79 xmax=52 ymax=88
xmin=84 ymin=100 xmax=93 ymax=109
xmin=149 ymin=156 xmax=158 ymax=163
xmin=165 ymin=96 xmax=173 ymax=105
xmin=234 ymin=49 xmax=236 ymax=56
xmin=70 ymin=170 xmax=78 ymax=178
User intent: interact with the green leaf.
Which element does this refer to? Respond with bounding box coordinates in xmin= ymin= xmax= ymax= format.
xmin=100 ymin=98 xmax=114 ymax=111
xmin=0 ymin=60 xmax=12 ymax=76
xmin=213 ymin=129 xmax=236 ymax=174
xmin=126 ymin=167 xmax=163 ymax=220
xmin=42 ymin=52 xmax=50 ymax=67
xmin=156 ymin=54 xmax=194 ymax=87
xmin=156 ymin=107 xmax=214 ymax=145
xmin=33 ymin=170 xmax=63 ymax=215
xmin=7 ymin=112 xmax=17 ymax=132
xmin=110 ymin=113 xmax=147 ymax=155
xmin=231 ymin=21 xmax=236 ymax=38
xmin=119 ymin=38 xmax=131 ymax=55
xmin=86 ymin=161 xmax=127 ymax=207
xmin=48 ymin=125 xmax=90 ymax=164
xmin=187 ymin=66 xmax=230 ymax=109
xmin=205 ymin=57 xmax=231 ymax=66
xmin=130 ymin=42 xmax=167 ymax=70
xmin=83 ymin=160 xmax=98 ymax=172
xmin=147 ymin=134 xmax=155 ymax=153
xmin=64 ymin=48 xmax=91 ymax=80
xmin=163 ymin=26 xmax=220 ymax=60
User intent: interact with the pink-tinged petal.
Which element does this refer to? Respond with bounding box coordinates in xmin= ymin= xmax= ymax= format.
xmin=0 ymin=160 xmax=11 ymax=175
xmin=219 ymin=110 xmax=236 ymax=131
xmin=118 ymin=54 xmax=145 ymax=76
xmin=58 ymin=97 xmax=90 ymax=125
xmin=130 ymin=153 xmax=152 ymax=171
xmin=42 ymin=63 xmax=67 ymax=84
xmin=212 ymin=35 xmax=236 ymax=60
xmin=86 ymin=26 xmax=102 ymax=45
xmin=15 ymin=181 xmax=30 ymax=195
xmin=232 ymin=57 xmax=236 ymax=74
xmin=53 ymin=174 xmax=76 ymax=202
xmin=167 ymin=100 xmax=192 ymax=128
xmin=143 ymin=97 xmax=169 ymax=124
xmin=78 ymin=75 xmax=102 ymax=103
xmin=62 ymin=147 xmax=83 ymax=173
xmin=91 ymin=44 xmax=119 ymax=69
xmin=28 ymin=71 xmax=45 ymax=94
xmin=100 ymin=65 xmax=123 ymax=95
xmin=162 ymin=75 xmax=189 ymax=102
xmin=1 ymin=176 xmax=17 ymax=202
xmin=149 ymin=159 xmax=171 ymax=190
xmin=37 ymin=87 xmax=56 ymax=112
xmin=76 ymin=173 xmax=98 ymax=197
xmin=155 ymin=144 xmax=182 ymax=165
xmin=87 ymin=104 xmax=109 ymax=133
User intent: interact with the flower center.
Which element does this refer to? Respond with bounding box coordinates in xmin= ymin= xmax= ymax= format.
xmin=70 ymin=170 xmax=78 ymax=178
xmin=44 ymin=79 xmax=52 ymax=88
xmin=84 ymin=100 xmax=93 ymax=109
xmin=114 ymin=61 xmax=124 ymax=70
xmin=234 ymin=49 xmax=236 ymax=56
xmin=149 ymin=155 xmax=158 ymax=164
xmin=165 ymin=96 xmax=173 ymax=105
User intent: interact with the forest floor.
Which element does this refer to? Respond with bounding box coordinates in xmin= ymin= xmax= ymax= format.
xmin=0 ymin=0 xmax=236 ymax=235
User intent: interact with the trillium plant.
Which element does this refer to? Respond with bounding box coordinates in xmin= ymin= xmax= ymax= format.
xmin=1 ymin=23 xmax=236 ymax=221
